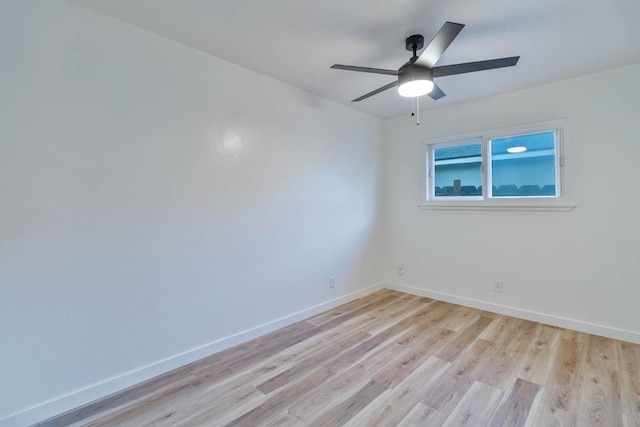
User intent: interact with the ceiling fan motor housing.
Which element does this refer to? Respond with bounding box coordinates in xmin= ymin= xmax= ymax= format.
xmin=398 ymin=62 xmax=433 ymax=87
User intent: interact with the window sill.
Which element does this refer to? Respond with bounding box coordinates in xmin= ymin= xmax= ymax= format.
xmin=418 ymin=200 xmax=576 ymax=212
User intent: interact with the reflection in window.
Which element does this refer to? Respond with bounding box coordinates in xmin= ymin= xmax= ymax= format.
xmin=490 ymin=131 xmax=556 ymax=197
xmin=433 ymin=141 xmax=482 ymax=198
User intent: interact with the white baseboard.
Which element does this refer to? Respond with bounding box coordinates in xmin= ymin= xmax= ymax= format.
xmin=1 ymin=283 xmax=384 ymax=427
xmin=385 ymin=282 xmax=640 ymax=345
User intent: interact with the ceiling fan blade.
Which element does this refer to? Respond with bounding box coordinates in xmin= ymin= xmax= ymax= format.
xmin=352 ymin=81 xmax=398 ymax=102
xmin=331 ymin=64 xmax=398 ymax=76
xmin=433 ymin=56 xmax=520 ymax=77
xmin=415 ymin=21 xmax=465 ymax=68
xmin=428 ymin=83 xmax=446 ymax=100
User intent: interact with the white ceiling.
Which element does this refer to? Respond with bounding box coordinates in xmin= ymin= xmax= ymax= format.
xmin=71 ymin=0 xmax=640 ymax=119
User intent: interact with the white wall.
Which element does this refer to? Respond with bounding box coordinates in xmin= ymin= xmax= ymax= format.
xmin=0 ymin=1 xmax=383 ymax=424
xmin=383 ymin=63 xmax=640 ymax=343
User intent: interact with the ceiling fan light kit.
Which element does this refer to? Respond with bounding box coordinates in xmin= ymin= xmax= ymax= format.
xmin=330 ymin=21 xmax=520 ymax=105
xmin=398 ymin=64 xmax=434 ymax=97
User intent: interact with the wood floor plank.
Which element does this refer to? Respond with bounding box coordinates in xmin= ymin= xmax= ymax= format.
xmin=324 ymin=303 xmax=442 ymax=378
xmin=79 ymin=358 xmax=252 ymax=427
xmin=191 ymin=317 xmax=376 ymax=412
xmin=208 ymin=322 xmax=362 ymax=399
xmin=288 ymin=341 xmax=406 ymax=424
xmin=421 ymin=339 xmax=495 ymax=415
xmin=223 ymin=294 xmax=399 ymax=375
xmin=517 ymin=319 xmax=540 ymax=333
xmin=143 ymin=383 xmax=265 ymax=427
xmin=473 ymin=326 xmax=537 ymax=389
xmin=172 ymin=327 xmax=375 ymax=426
xmin=307 ymin=379 xmax=389 ymax=427
xmin=487 ymin=377 xmax=541 ymax=427
xmin=515 ymin=324 xmax=562 ymax=385
xmin=441 ymin=305 xmax=482 ymax=332
xmin=618 ymin=341 xmax=640 ymax=426
xmin=441 ymin=380 xmax=504 ymax=427
xmin=578 ymin=336 xmax=623 ymax=426
xmin=225 ymin=365 xmax=335 ymax=426
xmin=214 ymin=320 xmax=317 ymax=365
xmin=345 ymin=356 xmax=451 ymax=427
xmin=36 ymin=290 xmax=640 ymax=427
xmin=372 ymin=328 xmax=454 ymax=388
xmin=531 ymin=338 xmax=587 ymax=426
xmin=263 ymin=410 xmax=306 ymax=427
xmin=578 ymin=367 xmax=622 ymax=427
xmin=587 ymin=334 xmax=619 ymax=371
xmin=436 ymin=315 xmax=494 ymax=362
xmin=479 ymin=315 xmax=526 ymax=346
xmin=396 ymin=403 xmax=447 ymax=427
xmin=350 ymin=295 xmax=434 ymax=336
xmin=562 ymin=328 xmax=591 ymax=344
xmin=224 ymin=299 xmax=415 ymax=425
xmin=479 ymin=315 xmax=515 ymax=341
xmin=256 ymin=330 xmax=371 ymax=394
xmin=393 ymin=301 xmax=460 ymax=348
xmin=305 ymin=289 xmax=393 ymax=325
xmin=46 ymin=336 xmax=260 ymax=427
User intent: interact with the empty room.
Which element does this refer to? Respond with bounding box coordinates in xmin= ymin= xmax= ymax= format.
xmin=2 ymin=0 xmax=640 ymax=426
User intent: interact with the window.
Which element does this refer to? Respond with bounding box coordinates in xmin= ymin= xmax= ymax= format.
xmin=489 ymin=131 xmax=557 ymax=198
xmin=433 ymin=138 xmax=482 ymax=198
xmin=423 ymin=120 xmax=575 ymax=211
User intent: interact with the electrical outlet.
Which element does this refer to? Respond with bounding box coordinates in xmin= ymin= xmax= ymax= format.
xmin=329 ymin=276 xmax=336 ymax=289
xmin=493 ymin=280 xmax=504 ymax=293
xmin=396 ymin=264 xmax=405 ymax=276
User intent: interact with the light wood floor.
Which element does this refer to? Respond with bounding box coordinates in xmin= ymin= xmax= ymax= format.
xmin=39 ymin=289 xmax=640 ymax=426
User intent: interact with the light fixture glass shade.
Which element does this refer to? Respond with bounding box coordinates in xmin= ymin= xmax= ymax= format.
xmin=507 ymin=146 xmax=527 ymax=154
xmin=398 ymin=79 xmax=434 ymax=97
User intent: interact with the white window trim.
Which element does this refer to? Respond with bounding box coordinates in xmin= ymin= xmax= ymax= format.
xmin=419 ymin=119 xmax=576 ymax=212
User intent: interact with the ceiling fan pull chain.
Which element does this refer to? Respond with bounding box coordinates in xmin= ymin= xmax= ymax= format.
xmin=410 ymin=97 xmax=416 ymax=119
xmin=410 ymin=96 xmax=420 ymax=125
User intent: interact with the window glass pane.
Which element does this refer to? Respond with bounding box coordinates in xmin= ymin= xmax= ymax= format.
xmin=490 ymin=131 xmax=556 ymax=197
xmin=434 ymin=142 xmax=482 ymax=197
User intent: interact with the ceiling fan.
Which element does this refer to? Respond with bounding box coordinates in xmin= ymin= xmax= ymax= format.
xmin=331 ymin=21 xmax=520 ymax=102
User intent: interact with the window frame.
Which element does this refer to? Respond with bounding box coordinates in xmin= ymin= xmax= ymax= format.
xmin=421 ymin=119 xmax=575 ymax=212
